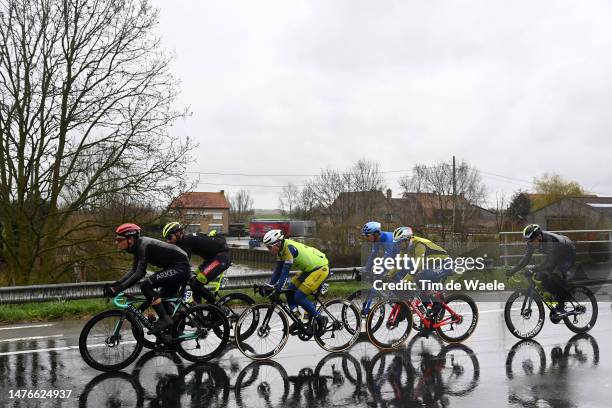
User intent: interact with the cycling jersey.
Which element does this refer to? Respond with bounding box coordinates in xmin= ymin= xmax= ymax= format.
xmin=364 ymin=231 xmax=399 ymax=273
xmin=405 ymin=236 xmax=452 ymax=281
xmin=176 ymin=233 xmax=228 ymax=260
xmin=114 ymin=237 xmax=190 ymax=292
xmin=509 ymin=232 xmax=576 ymax=276
xmin=270 ymin=239 xmax=328 ymax=291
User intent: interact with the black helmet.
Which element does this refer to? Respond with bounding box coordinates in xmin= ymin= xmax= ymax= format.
xmin=523 ymin=224 xmax=542 ymax=240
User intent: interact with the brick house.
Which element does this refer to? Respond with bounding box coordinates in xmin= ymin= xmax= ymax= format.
xmin=169 ymin=191 xmax=230 ymax=234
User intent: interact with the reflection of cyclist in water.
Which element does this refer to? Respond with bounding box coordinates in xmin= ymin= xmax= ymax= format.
xmin=506 ymin=224 xmax=576 ymax=318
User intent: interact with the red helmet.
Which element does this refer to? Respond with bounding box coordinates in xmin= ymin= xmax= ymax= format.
xmin=115 ymin=223 xmax=141 ymax=238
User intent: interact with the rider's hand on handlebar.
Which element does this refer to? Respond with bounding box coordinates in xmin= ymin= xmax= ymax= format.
xmin=103 ymin=284 xmax=116 ymax=298
xmin=258 ymin=284 xmax=276 ymax=297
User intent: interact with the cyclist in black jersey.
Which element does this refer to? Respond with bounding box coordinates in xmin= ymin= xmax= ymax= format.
xmin=106 ymin=223 xmax=191 ymax=334
xmin=162 ymin=222 xmax=231 ymax=303
xmin=506 ymin=224 xmax=576 ymax=316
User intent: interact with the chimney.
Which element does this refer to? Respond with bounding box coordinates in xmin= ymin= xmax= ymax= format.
xmin=386 ymin=189 xmax=392 ymax=199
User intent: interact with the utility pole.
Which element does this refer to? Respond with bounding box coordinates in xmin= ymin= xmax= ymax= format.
xmin=452 ymin=155 xmax=456 ymax=235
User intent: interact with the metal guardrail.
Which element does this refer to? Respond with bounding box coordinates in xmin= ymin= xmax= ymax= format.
xmin=499 ymin=229 xmax=612 ymax=266
xmin=0 ymin=268 xmax=359 ymax=304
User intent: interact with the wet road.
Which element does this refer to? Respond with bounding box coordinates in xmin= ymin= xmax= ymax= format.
xmin=0 ymin=302 xmax=610 ymax=407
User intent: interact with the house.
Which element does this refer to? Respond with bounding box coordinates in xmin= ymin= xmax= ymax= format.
xmin=527 ymin=196 xmax=612 ymax=230
xmin=169 ymin=191 xmax=230 ymax=234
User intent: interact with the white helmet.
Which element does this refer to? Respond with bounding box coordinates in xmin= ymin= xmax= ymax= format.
xmin=263 ymin=229 xmax=284 ymax=246
xmin=393 ymin=226 xmax=413 ymax=241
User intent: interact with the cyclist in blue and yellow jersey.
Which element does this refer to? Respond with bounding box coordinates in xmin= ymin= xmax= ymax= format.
xmin=262 ymin=229 xmax=329 ymax=336
xmin=362 ymin=221 xmax=399 ymax=276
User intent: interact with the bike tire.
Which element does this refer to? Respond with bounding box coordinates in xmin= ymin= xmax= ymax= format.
xmin=314 ymin=299 xmax=361 ymax=352
xmin=217 ymin=292 xmax=256 ymax=339
xmin=366 ymin=299 xmax=412 ymax=350
xmin=563 ymin=286 xmax=598 ymax=334
xmin=235 ymin=304 xmax=289 ymax=360
xmin=504 ymin=290 xmax=545 ymax=340
xmin=435 ymin=293 xmax=479 ymax=343
xmin=79 ymin=310 xmax=144 ymax=372
xmin=173 ymin=304 xmax=230 ymax=362
xmin=347 ymin=289 xmax=384 ymax=332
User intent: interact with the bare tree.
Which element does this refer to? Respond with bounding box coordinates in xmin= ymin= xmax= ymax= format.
xmin=399 ymin=160 xmax=485 ymax=239
xmin=229 ymin=189 xmax=254 ymax=222
xmin=493 ymin=192 xmax=508 ymax=232
xmin=0 ymin=0 xmax=193 ymax=285
xmin=279 ymin=182 xmax=299 ymax=218
xmin=347 ymin=159 xmax=385 ymax=191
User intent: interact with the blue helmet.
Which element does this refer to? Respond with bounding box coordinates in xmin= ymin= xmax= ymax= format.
xmin=362 ymin=221 xmax=382 ymax=236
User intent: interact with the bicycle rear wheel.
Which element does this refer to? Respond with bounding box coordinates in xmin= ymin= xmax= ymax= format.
xmin=235 ymin=304 xmax=289 ymax=360
xmin=79 ymin=310 xmax=143 ymax=372
xmin=217 ymin=292 xmax=256 ymax=339
xmin=315 ymin=299 xmax=361 ymax=352
xmin=563 ymin=286 xmax=598 ymax=333
xmin=366 ymin=300 xmax=412 ymax=350
xmin=174 ymin=304 xmax=230 ymax=362
xmin=435 ymin=293 xmax=479 ymax=343
xmin=504 ymin=290 xmax=545 ymax=340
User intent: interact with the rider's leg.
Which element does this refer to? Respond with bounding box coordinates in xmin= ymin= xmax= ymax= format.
xmin=191 ymin=253 xmax=231 ymax=303
xmin=143 ymin=266 xmax=190 ymax=333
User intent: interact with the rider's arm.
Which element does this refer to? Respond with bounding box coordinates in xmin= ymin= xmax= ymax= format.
xmin=114 ymin=250 xmax=148 ymax=292
xmin=364 ymin=242 xmax=380 ymax=272
xmin=508 ymin=244 xmax=534 ymax=275
xmin=269 ymin=261 xmax=285 ymax=286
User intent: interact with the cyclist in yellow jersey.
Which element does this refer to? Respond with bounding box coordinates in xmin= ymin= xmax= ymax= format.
xmin=262 ymin=229 xmax=329 ymax=335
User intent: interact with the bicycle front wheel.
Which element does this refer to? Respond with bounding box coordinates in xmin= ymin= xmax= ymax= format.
xmin=366 ymin=300 xmax=412 ymax=350
xmin=563 ymin=286 xmax=598 ymax=333
xmin=315 ymin=299 xmax=361 ymax=352
xmin=79 ymin=310 xmax=143 ymax=372
xmin=504 ymin=291 xmax=545 ymax=340
xmin=435 ymin=293 xmax=479 ymax=343
xmin=174 ymin=304 xmax=230 ymax=362
xmin=217 ymin=292 xmax=256 ymax=339
xmin=235 ymin=304 xmax=289 ymax=360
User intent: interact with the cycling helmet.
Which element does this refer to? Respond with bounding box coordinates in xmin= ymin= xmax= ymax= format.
xmin=162 ymin=222 xmax=183 ymax=239
xmin=523 ymin=224 xmax=542 ymax=240
xmin=263 ymin=229 xmax=284 ymax=246
xmin=362 ymin=221 xmax=382 ymax=236
xmin=116 ymin=223 xmax=141 ymax=238
xmin=393 ymin=226 xmax=413 ymax=241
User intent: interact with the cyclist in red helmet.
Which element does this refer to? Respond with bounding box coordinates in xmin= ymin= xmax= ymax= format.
xmin=107 ymin=223 xmax=191 ymax=334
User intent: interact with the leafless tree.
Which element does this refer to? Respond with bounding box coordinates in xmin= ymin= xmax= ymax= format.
xmin=399 ymin=160 xmax=486 ymax=239
xmin=0 ymin=0 xmax=194 ymax=285
xmin=229 ymin=189 xmax=254 ymax=222
xmin=279 ymin=182 xmax=300 ymax=218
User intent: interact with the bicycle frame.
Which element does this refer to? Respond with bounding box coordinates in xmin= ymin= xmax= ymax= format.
xmin=111 ymin=293 xmax=200 ymax=342
xmin=387 ymin=292 xmax=463 ymax=330
xmin=519 ymin=269 xmax=583 ymax=318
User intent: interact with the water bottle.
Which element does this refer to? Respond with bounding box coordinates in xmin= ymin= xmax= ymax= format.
xmin=183 ymin=289 xmax=194 ymax=304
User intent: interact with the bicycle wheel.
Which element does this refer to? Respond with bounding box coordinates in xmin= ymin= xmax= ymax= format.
xmin=173 ymin=304 xmax=230 ymax=362
xmin=315 ymin=299 xmax=361 ymax=352
xmin=217 ymin=292 xmax=256 ymax=338
xmin=235 ymin=304 xmax=289 ymax=360
xmin=504 ymin=290 xmax=545 ymax=340
xmin=505 ymin=340 xmax=546 ymax=380
xmin=438 ymin=344 xmax=480 ymax=396
xmin=366 ymin=348 xmax=415 ymax=404
xmin=79 ymin=371 xmax=143 ymax=408
xmin=314 ymin=352 xmax=364 ymax=403
xmin=435 ymin=294 xmax=479 ymax=343
xmin=347 ymin=289 xmax=384 ymax=332
xmin=234 ymin=360 xmax=290 ymax=408
xmin=563 ymin=334 xmax=599 ymax=368
xmin=563 ymin=286 xmax=598 ymax=334
xmin=79 ymin=310 xmax=143 ymax=372
xmin=366 ymin=299 xmax=412 ymax=350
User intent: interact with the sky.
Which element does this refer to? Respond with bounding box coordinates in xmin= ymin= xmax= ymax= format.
xmin=150 ymin=0 xmax=612 ymax=209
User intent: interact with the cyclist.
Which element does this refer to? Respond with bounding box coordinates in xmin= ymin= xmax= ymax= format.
xmin=162 ymin=222 xmax=231 ymax=304
xmin=394 ymin=226 xmax=453 ymax=331
xmin=262 ymin=229 xmax=329 ymax=336
xmin=360 ymin=221 xmax=400 ymax=316
xmin=506 ymin=224 xmax=576 ymax=317
xmin=105 ymin=223 xmax=191 ymax=334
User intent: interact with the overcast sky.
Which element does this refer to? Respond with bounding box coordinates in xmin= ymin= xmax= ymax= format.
xmin=150 ymin=0 xmax=612 ymax=209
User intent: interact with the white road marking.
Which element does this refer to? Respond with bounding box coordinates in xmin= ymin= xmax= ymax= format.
xmin=0 ymin=341 xmax=138 ymax=356
xmin=0 ymin=324 xmax=54 ymax=331
xmin=0 ymin=335 xmax=63 ymax=343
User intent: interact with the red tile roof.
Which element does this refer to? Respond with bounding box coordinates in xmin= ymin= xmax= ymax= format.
xmin=170 ymin=192 xmax=229 ymax=209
